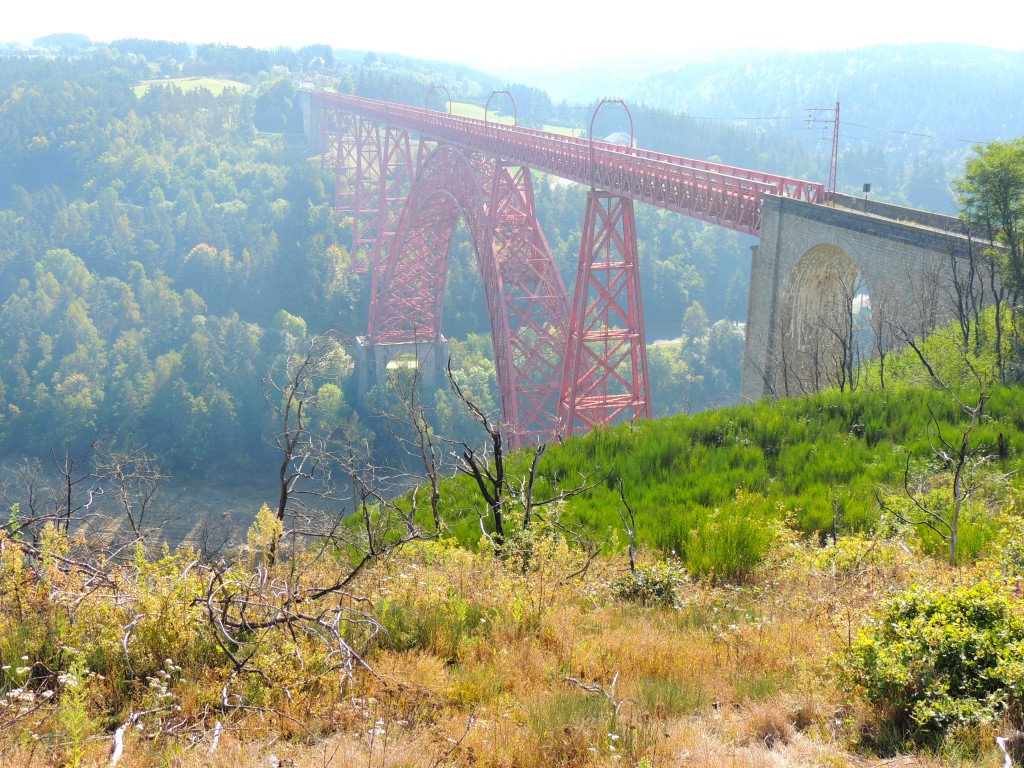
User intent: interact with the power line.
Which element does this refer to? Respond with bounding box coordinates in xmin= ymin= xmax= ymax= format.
xmin=545 ymin=101 xmax=996 ymax=151
xmin=664 ymin=114 xmax=807 ymax=123
xmin=839 ymin=120 xmax=984 ymax=145
xmin=677 ymin=113 xmax=987 ymax=145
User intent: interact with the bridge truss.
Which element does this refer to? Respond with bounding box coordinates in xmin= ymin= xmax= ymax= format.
xmin=310 ymin=91 xmax=824 ymax=449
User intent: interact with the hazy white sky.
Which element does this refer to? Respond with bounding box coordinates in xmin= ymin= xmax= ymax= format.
xmin=4 ymin=0 xmax=1020 ymax=73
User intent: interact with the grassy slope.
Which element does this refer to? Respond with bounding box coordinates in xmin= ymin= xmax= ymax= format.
xmin=436 ymin=382 xmax=1023 ymax=572
xmin=450 ymin=99 xmax=582 ymax=135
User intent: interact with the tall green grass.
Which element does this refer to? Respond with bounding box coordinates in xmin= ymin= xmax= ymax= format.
xmin=430 ymin=382 xmax=1024 ymax=578
xmin=424 ymin=307 xmax=1024 ymax=578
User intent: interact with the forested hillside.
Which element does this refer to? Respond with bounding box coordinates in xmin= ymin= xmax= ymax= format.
xmin=0 ymin=48 xmax=358 ymax=475
xmin=519 ymin=44 xmax=1024 ymax=213
xmin=0 ymin=41 xmax=757 ymax=491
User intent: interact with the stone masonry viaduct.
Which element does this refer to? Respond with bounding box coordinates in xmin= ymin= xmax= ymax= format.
xmin=742 ymin=193 xmax=980 ymax=401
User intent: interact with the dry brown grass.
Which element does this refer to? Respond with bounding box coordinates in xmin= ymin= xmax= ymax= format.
xmin=0 ymin=531 xmax=1006 ymax=768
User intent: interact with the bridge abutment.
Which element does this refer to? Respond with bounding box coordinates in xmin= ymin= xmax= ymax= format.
xmin=355 ymin=336 xmax=450 ymax=397
xmin=742 ymin=195 xmax=972 ymax=401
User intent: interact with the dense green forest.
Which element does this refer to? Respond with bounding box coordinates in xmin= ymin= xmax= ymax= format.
xmin=0 ymin=47 xmax=355 ymax=475
xmin=0 ymin=40 xmax=755 ymax=488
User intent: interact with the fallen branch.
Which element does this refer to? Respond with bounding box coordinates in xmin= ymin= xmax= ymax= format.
xmin=563 ymin=671 xmax=623 ymax=717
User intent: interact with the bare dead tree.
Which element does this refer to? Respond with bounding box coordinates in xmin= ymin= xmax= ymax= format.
xmin=774 ymin=261 xmax=863 ymax=397
xmin=261 ymin=331 xmax=355 ymax=563
xmin=996 ymin=731 xmax=1024 ymax=768
xmin=964 ymin=212 xmax=1021 ymax=380
xmin=447 ymin=359 xmax=507 ymax=551
xmin=2 ymin=440 xmax=110 ymax=544
xmin=875 ymin=339 xmax=990 ymax=567
xmin=937 ymin=216 xmax=1024 ymax=384
xmin=822 ymin=268 xmax=856 ymax=393
xmin=985 ymin=242 xmax=1010 ymax=379
xmin=93 ymin=444 xmax=169 ymax=543
xmin=893 ymin=325 xmax=940 ymax=382
xmin=52 ymin=438 xmax=105 ymax=535
xmin=814 ymin=266 xmax=872 ymax=394
xmin=945 ymin=220 xmax=987 ymax=355
xmin=3 ymin=457 xmax=51 ymax=543
xmin=368 ymin=358 xmax=454 ymax=533
xmin=521 ymin=442 xmax=548 ymax=530
xmin=513 ymin=441 xmax=605 ymax=531
xmin=779 ymin=306 xmax=835 ymax=397
xmin=563 ymin=671 xmax=624 ymax=718
xmin=445 ymin=359 xmax=606 ymax=568
xmin=747 ymin=331 xmax=787 ymax=401
xmin=196 ymin=389 xmax=429 ymax=724
xmin=877 ymin=391 xmax=986 ymax=567
xmin=617 ymin=479 xmax=637 ymax=573
xmin=3 ymin=439 xmax=179 ymax=563
xmin=870 ymin=286 xmax=897 ymax=390
xmin=191 ymin=509 xmax=234 ymax=561
xmin=905 ymin=260 xmax=946 ymax=346
xmin=197 ymin=452 xmax=425 ymax=714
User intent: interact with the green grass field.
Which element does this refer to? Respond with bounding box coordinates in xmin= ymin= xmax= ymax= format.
xmin=134 ymin=77 xmax=250 ymax=98
xmin=449 ymin=101 xmax=514 ymax=124
xmin=449 ymin=100 xmax=583 ymax=135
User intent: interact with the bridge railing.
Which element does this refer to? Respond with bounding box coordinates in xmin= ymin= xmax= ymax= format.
xmin=310 ymin=91 xmax=825 ymax=235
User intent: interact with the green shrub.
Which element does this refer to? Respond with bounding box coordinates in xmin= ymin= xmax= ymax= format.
xmin=375 ymin=591 xmax=491 ymax=662
xmin=843 ymin=581 xmax=1024 ymax=738
xmin=612 ymin=560 xmax=686 ymax=607
xmin=679 ymin=491 xmax=780 ymax=582
xmin=988 ymin=507 xmax=1024 ymax=578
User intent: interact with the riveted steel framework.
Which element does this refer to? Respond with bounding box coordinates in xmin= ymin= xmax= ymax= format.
xmin=368 ymin=146 xmax=569 ymax=449
xmin=370 ymin=125 xmax=414 ymax=275
xmin=312 ymin=92 xmax=826 ymax=236
xmin=487 ymin=161 xmax=570 ymax=445
xmin=310 ymin=92 xmax=825 ymax=442
xmin=560 ymin=191 xmax=651 ymax=435
xmin=321 ymin=111 xmax=432 ymax=276
xmin=320 ymin=109 xmax=358 ymax=214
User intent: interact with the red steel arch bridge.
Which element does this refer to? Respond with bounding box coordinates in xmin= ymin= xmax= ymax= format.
xmin=304 ymin=91 xmax=825 ymax=450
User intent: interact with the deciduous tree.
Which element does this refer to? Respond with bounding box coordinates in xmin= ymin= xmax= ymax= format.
xmin=954 ymin=137 xmax=1024 ymax=377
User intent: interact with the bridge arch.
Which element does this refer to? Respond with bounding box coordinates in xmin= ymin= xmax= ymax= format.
xmin=366 ymin=144 xmax=569 ymax=447
xmin=369 ymin=146 xmax=493 ymax=345
xmin=779 ymin=243 xmax=872 ymax=395
xmin=743 ymin=195 xmax=970 ymax=401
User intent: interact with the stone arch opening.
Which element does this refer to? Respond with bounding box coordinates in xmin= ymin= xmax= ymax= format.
xmin=779 ymin=243 xmax=874 ymax=395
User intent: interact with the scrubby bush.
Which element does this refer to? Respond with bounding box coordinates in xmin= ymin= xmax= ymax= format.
xmin=677 ymin=490 xmax=783 ymax=583
xmin=987 ymin=507 xmax=1024 ymax=579
xmin=843 ymin=581 xmax=1024 ymax=740
xmin=612 ymin=559 xmax=687 ymax=607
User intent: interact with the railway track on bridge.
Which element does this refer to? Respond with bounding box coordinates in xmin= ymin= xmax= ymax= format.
xmin=309 ymin=91 xmax=825 ymax=236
